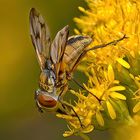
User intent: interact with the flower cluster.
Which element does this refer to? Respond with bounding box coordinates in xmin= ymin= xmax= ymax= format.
xmin=57 ymin=0 xmax=140 ymax=138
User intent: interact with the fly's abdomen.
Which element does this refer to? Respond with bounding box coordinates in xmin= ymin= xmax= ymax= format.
xmin=63 ymin=35 xmax=92 ymax=71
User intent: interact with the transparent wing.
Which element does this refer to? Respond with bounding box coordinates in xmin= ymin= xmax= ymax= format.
xmin=51 ymin=25 xmax=69 ymax=77
xmin=30 ymin=8 xmax=51 ymax=70
xmin=51 ymin=25 xmax=69 ymax=64
xmin=63 ymin=35 xmax=92 ymax=72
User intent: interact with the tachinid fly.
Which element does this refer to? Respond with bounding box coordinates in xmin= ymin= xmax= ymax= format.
xmin=29 ymin=8 xmax=127 ymax=115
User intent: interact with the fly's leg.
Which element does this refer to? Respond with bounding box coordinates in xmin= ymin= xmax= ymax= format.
xmin=86 ymin=35 xmax=128 ymax=52
xmin=35 ymin=90 xmax=43 ymax=113
xmin=70 ymin=76 xmax=101 ymax=102
xmin=60 ymin=101 xmax=84 ymax=128
xmin=57 ymin=91 xmax=84 ymax=128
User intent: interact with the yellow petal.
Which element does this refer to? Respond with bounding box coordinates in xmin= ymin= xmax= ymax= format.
xmin=74 ymin=28 xmax=80 ymax=35
xmin=110 ymin=92 xmax=126 ymax=100
xmin=96 ymin=111 xmax=104 ymax=126
xmin=113 ymin=80 xmax=120 ymax=84
xmin=129 ymin=73 xmax=135 ymax=79
xmin=70 ymin=90 xmax=87 ymax=100
xmin=63 ymin=130 xmax=74 ymax=137
xmin=73 ymin=17 xmax=83 ymax=24
xmin=133 ymin=102 xmax=140 ymax=113
xmin=82 ymin=125 xmax=94 ymax=133
xmin=91 ymin=68 xmax=100 ymax=86
xmin=117 ymin=58 xmax=130 ymax=69
xmin=84 ymin=119 xmax=91 ymax=126
xmin=78 ymin=6 xmax=85 ymax=13
xmin=56 ymin=114 xmax=73 ymax=120
xmin=108 ymin=65 xmax=114 ymax=82
xmin=84 ymin=111 xmax=93 ymax=126
xmin=106 ymin=100 xmax=116 ymax=119
xmin=104 ymin=71 xmax=108 ymax=80
xmin=108 ymin=86 xmax=126 ymax=92
xmin=135 ymin=77 xmax=140 ymax=81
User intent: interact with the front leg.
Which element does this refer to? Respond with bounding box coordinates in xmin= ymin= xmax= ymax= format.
xmin=58 ymin=94 xmax=84 ymax=128
xmin=86 ymin=34 xmax=127 ymax=51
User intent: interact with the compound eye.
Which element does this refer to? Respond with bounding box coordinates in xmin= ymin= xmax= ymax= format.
xmin=37 ymin=94 xmax=57 ymax=108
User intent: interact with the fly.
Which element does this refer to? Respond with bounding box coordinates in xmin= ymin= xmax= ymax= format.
xmin=29 ymin=8 xmax=127 ymax=118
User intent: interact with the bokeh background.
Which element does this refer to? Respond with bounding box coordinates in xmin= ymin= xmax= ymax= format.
xmin=0 ymin=0 xmax=112 ymax=140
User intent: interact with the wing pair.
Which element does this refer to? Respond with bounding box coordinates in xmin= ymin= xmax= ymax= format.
xmin=30 ymin=8 xmax=92 ymax=79
xmin=30 ymin=8 xmax=69 ymax=77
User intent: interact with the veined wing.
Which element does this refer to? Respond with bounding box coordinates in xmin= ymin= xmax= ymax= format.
xmin=51 ymin=25 xmax=69 ymax=79
xmin=63 ymin=35 xmax=92 ymax=72
xmin=30 ymin=8 xmax=51 ymax=70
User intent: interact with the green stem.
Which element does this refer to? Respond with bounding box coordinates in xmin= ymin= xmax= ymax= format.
xmin=78 ymin=133 xmax=90 ymax=140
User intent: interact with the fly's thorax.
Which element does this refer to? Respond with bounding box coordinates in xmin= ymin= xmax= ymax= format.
xmin=39 ymin=69 xmax=56 ymax=93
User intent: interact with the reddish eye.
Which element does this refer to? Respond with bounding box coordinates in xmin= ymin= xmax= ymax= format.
xmin=37 ymin=94 xmax=57 ymax=108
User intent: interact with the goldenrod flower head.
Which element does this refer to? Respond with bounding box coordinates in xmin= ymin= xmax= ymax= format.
xmin=74 ymin=0 xmax=140 ymax=66
xmin=57 ymin=0 xmax=140 ymax=138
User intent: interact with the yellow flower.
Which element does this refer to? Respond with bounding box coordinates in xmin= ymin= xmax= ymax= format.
xmin=74 ymin=0 xmax=140 ymax=67
xmin=57 ymin=90 xmax=96 ymax=137
xmin=84 ymin=65 xmax=126 ymax=119
xmin=57 ymin=0 xmax=140 ymax=138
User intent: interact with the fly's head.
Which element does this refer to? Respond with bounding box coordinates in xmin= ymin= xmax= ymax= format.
xmin=36 ymin=60 xmax=58 ymax=111
xmin=35 ymin=89 xmax=59 ymax=112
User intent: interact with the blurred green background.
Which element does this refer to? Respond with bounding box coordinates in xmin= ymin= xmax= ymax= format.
xmin=0 ymin=0 xmax=111 ymax=139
